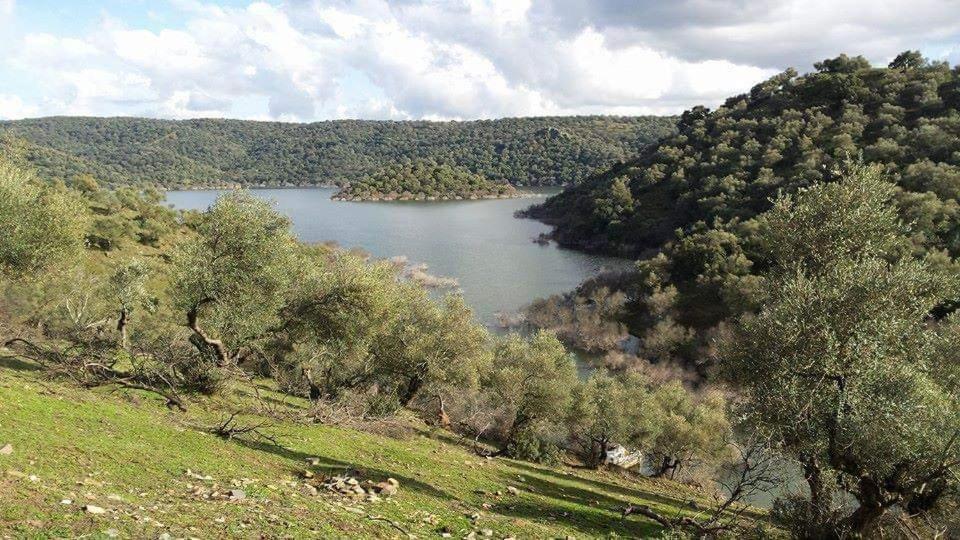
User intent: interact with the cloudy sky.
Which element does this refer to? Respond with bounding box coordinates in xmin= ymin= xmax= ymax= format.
xmin=1 ymin=0 xmax=958 ymax=122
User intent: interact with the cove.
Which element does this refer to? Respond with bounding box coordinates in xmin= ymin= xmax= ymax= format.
xmin=165 ymin=187 xmax=627 ymax=329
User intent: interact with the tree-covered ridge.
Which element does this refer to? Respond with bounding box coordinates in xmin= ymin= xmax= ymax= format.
xmin=524 ymin=52 xmax=960 ymax=257
xmin=0 ymin=115 xmax=677 ymax=189
xmin=332 ymin=160 xmax=518 ymax=201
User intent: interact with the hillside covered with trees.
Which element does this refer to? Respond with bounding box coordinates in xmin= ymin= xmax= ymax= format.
xmin=332 ymin=160 xmax=518 ymax=201
xmin=524 ymin=51 xmax=960 ymax=257
xmin=520 ymin=52 xmax=960 ymax=373
xmin=0 ymin=116 xmax=676 ymax=189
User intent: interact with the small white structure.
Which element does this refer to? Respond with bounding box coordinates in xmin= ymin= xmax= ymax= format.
xmin=605 ymin=444 xmax=643 ymax=469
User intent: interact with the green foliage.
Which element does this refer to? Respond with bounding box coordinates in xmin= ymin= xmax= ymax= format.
xmin=0 ymin=159 xmax=88 ymax=278
xmin=107 ymin=258 xmax=154 ymax=348
xmin=333 ymin=160 xmax=517 ymax=201
xmin=486 ymin=331 xmax=578 ymax=456
xmin=645 ymin=382 xmax=730 ymax=479
xmin=267 ymin=249 xmax=490 ymax=410
xmin=0 ymin=116 xmax=677 ymax=188
xmin=523 ymin=53 xmax=960 ymax=371
xmin=567 ymin=371 xmax=656 ymax=468
xmin=171 ymin=191 xmax=298 ymax=366
xmin=722 ymin=166 xmax=960 ymax=533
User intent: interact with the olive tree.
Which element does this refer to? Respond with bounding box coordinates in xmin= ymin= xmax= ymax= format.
xmin=722 ymin=164 xmax=960 ymax=536
xmin=0 ymin=160 xmax=88 ymax=278
xmin=646 ymin=382 xmax=730 ymax=479
xmin=567 ymin=371 xmax=658 ymax=468
xmin=486 ymin=331 xmax=578 ymax=457
xmin=268 ymin=250 xmax=396 ymax=399
xmin=372 ymin=292 xmax=490 ymax=410
xmin=268 ymin=249 xmax=490 ymax=421
xmin=172 ymin=191 xmax=297 ymax=368
xmin=106 ymin=259 xmax=153 ymax=349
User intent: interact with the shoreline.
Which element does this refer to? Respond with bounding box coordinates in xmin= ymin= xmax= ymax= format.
xmin=330 ymin=191 xmax=548 ymax=202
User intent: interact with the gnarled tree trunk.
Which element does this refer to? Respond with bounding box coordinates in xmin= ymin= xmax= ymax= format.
xmin=187 ymin=304 xmax=230 ymax=367
xmin=116 ymin=308 xmax=129 ymax=349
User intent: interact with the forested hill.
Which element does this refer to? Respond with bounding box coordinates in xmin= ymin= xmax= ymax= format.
xmin=0 ymin=115 xmax=676 ymax=189
xmin=523 ymin=52 xmax=960 ymax=257
xmin=332 ymin=160 xmax=518 ymax=201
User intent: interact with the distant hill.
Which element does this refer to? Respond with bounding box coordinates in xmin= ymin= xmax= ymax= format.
xmin=523 ymin=52 xmax=960 ymax=258
xmin=0 ymin=115 xmax=677 ymax=189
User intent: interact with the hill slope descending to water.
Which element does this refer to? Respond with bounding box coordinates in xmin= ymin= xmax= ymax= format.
xmin=523 ymin=53 xmax=960 ymax=258
xmin=0 ymin=356 xmax=742 ymax=539
xmin=0 ymin=116 xmax=677 ymax=189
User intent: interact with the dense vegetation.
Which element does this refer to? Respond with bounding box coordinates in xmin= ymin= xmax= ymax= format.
xmin=4 ymin=50 xmax=960 ymax=538
xmin=5 ymin=142 xmax=960 ymax=535
xmin=510 ymin=53 xmax=960 ymax=535
xmin=332 ymin=160 xmax=518 ymax=201
xmin=723 ymin=167 xmax=960 ymax=535
xmin=0 ymin=115 xmax=676 ymax=189
xmin=525 ymin=52 xmax=960 ymax=256
xmin=522 ymin=53 xmax=960 ymax=370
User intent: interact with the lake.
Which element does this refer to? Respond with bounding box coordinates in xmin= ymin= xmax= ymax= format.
xmin=165 ymin=187 xmax=627 ymax=329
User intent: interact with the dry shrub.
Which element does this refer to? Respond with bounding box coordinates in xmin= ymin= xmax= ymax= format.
xmin=525 ymin=285 xmax=629 ymax=353
xmin=306 ymin=391 xmax=414 ymax=439
xmin=600 ymin=351 xmax=700 ymax=386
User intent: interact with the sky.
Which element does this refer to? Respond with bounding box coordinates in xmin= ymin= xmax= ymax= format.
xmin=0 ymin=0 xmax=958 ymax=122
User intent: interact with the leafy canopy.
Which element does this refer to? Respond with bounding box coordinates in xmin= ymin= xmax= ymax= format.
xmin=722 ymin=165 xmax=960 ymax=532
xmin=0 ymin=158 xmax=88 ymax=278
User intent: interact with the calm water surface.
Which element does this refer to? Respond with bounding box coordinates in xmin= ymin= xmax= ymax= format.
xmin=165 ymin=188 xmax=627 ymax=328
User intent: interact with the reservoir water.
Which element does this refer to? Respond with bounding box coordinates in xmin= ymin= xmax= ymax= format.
xmin=165 ymin=187 xmax=626 ymax=328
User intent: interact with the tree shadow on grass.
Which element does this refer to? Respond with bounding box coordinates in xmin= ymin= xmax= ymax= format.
xmin=505 ymin=459 xmax=698 ymax=510
xmin=489 ymin=498 xmax=665 ymax=538
xmin=0 ymin=354 xmax=41 ymax=372
xmin=485 ymin=461 xmax=707 ymax=537
xmin=234 ymin=437 xmax=453 ymax=500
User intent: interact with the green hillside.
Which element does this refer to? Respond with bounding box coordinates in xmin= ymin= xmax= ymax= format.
xmin=523 ymin=52 xmax=960 ymax=257
xmin=0 ymin=359 xmax=750 ymax=539
xmin=0 ymin=116 xmax=677 ymax=189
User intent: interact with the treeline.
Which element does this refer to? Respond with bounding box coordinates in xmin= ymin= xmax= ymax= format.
xmin=0 ymin=115 xmax=676 ymax=189
xmin=332 ymin=160 xmax=517 ymax=201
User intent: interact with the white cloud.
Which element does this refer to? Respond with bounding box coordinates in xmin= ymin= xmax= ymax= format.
xmin=0 ymin=94 xmax=36 ymax=120
xmin=3 ymin=0 xmax=958 ymax=121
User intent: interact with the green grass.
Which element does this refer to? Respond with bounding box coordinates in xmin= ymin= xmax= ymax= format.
xmin=0 ymin=355 xmax=758 ymax=539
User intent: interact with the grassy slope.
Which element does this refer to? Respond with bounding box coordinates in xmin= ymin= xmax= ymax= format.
xmin=0 ymin=355 xmax=754 ymax=539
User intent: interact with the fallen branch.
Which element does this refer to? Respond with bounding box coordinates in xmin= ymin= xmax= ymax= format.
xmin=209 ymin=411 xmax=282 ymax=446
xmin=366 ymin=514 xmax=410 ymax=537
xmin=4 ymin=337 xmax=187 ymax=411
xmin=623 ymin=504 xmax=730 ymax=537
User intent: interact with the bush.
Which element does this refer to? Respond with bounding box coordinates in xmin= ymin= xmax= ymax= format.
xmin=506 ymin=425 xmax=564 ymax=465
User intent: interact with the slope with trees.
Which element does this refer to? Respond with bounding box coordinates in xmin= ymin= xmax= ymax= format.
xmin=524 ymin=51 xmax=960 ymax=257
xmin=521 ymin=52 xmax=960 ymax=374
xmin=0 ymin=115 xmax=677 ymax=189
